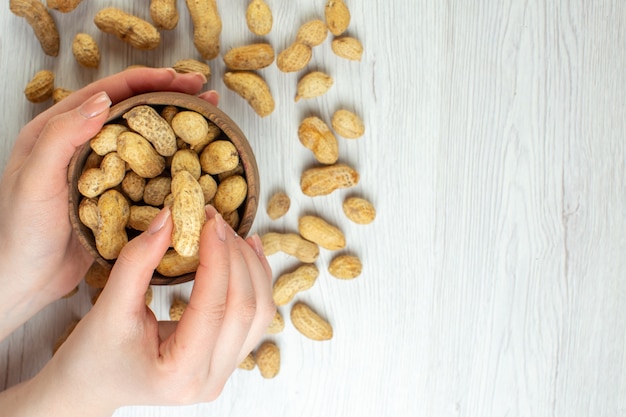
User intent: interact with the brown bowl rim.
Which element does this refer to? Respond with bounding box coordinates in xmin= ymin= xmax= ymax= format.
xmin=68 ymin=92 xmax=259 ymax=285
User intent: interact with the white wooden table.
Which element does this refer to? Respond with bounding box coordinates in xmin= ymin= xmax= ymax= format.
xmin=1 ymin=1 xmax=625 ymax=416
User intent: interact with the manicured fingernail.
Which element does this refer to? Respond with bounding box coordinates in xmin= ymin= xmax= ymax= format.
xmin=215 ymin=213 xmax=227 ymax=241
xmin=165 ymin=67 xmax=177 ymax=76
xmin=79 ymin=92 xmax=111 ymax=119
xmin=188 ymin=72 xmax=207 ymax=84
xmin=198 ymin=90 xmax=219 ymax=103
xmin=148 ymin=207 xmax=171 ymax=235
xmin=250 ymin=234 xmax=265 ymax=257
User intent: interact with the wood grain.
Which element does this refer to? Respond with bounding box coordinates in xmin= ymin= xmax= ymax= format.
xmin=1 ymin=1 xmax=625 ymax=416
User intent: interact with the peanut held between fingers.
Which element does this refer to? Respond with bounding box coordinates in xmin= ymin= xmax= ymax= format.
xmin=171 ymin=170 xmax=206 ymax=257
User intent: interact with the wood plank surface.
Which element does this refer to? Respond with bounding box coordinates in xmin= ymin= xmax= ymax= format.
xmin=0 ymin=1 xmax=624 ymax=416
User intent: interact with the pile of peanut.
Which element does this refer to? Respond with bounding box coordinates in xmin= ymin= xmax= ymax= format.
xmin=14 ymin=0 xmax=374 ymax=380
xmin=77 ymin=104 xmax=248 ymax=277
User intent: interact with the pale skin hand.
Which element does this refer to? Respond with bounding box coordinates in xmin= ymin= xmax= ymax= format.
xmin=0 ymin=206 xmax=275 ymax=416
xmin=0 ymin=67 xmax=218 ymax=340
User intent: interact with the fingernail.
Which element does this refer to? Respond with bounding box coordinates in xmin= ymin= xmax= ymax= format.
xmin=215 ymin=213 xmax=227 ymax=241
xmin=250 ymin=234 xmax=265 ymax=257
xmin=164 ymin=67 xmax=177 ymax=77
xmin=189 ymin=72 xmax=208 ymax=84
xmin=79 ymin=92 xmax=111 ymax=119
xmin=148 ymin=207 xmax=171 ymax=235
xmin=198 ymin=90 xmax=219 ymax=104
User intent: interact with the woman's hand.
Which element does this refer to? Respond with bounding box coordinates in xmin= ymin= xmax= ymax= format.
xmin=0 ymin=207 xmax=275 ymax=416
xmin=0 ymin=68 xmax=217 ymax=340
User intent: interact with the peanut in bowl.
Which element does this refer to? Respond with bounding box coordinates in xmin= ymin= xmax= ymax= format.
xmin=68 ymin=92 xmax=260 ymax=285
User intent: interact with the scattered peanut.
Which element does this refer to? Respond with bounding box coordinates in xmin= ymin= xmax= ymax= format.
xmin=331 ymin=36 xmax=363 ymax=61
xmin=255 ymin=341 xmax=280 ymax=378
xmin=331 ymin=109 xmax=365 ymax=138
xmin=246 ymin=0 xmax=273 ymax=36
xmin=300 ymin=163 xmax=360 ymax=196
xmin=298 ymin=117 xmax=339 ymax=164
xmin=328 ymin=254 xmax=362 ymax=279
xmin=261 ymin=232 xmax=319 ymax=263
xmin=325 ymin=0 xmax=351 ymax=36
xmin=266 ymin=191 xmax=290 ymax=220
xmin=185 ymin=0 xmax=222 ymax=60
xmin=223 ymin=43 xmax=275 ymax=70
xmin=273 ymin=264 xmax=319 ymax=306
xmin=342 ymin=196 xmax=376 ymax=224
xmin=72 ymin=33 xmax=100 ymax=68
xmin=24 ymin=70 xmax=54 ymax=103
xmin=10 ymin=0 xmax=60 ymax=56
xmin=223 ymin=71 xmax=275 ymax=117
xmin=295 ymin=71 xmax=334 ymax=102
xmin=47 ymin=0 xmax=82 ymax=12
xmin=169 ymin=298 xmax=188 ymax=321
xmin=238 ymin=353 xmax=256 ymax=370
xmin=267 ymin=311 xmax=285 ymax=334
xmin=290 ymin=302 xmax=333 ymax=341
xmin=298 ymin=215 xmax=346 ymax=250
xmin=296 ymin=19 xmax=328 ymax=47
xmin=94 ymin=7 xmax=160 ymax=50
xmin=277 ymin=42 xmax=312 ymax=73
xmin=150 ymin=0 xmax=179 ymax=30
xmin=52 ymin=87 xmax=73 ymax=103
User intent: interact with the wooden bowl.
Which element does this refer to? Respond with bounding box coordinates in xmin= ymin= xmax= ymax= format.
xmin=68 ymin=92 xmax=259 ymax=285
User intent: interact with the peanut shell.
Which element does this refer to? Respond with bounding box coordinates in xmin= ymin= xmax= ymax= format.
xmin=343 ymin=197 xmax=376 ymax=224
xmin=172 ymin=59 xmax=210 ymax=78
xmin=10 ymin=0 xmax=60 ymax=56
xmin=171 ymin=171 xmax=206 ymax=257
xmin=223 ymin=71 xmax=275 ymax=117
xmin=331 ymin=36 xmax=363 ymax=61
xmin=331 ymin=109 xmax=365 ymax=139
xmin=298 ymin=215 xmax=346 ymax=250
xmin=295 ymin=71 xmax=334 ymax=102
xmin=94 ymin=7 xmax=160 ymax=50
xmin=123 ymin=105 xmax=177 ymax=156
xmin=328 ymin=254 xmax=362 ymax=279
xmin=246 ymin=0 xmax=272 ymax=36
xmin=298 ymin=117 xmax=339 ymax=164
xmin=255 ymin=341 xmax=280 ymax=378
xmin=72 ymin=33 xmax=100 ymax=68
xmin=273 ymin=264 xmax=319 ymax=306
xmin=223 ymin=43 xmax=275 ymax=70
xmin=24 ymin=70 xmax=54 ymax=103
xmin=296 ymin=19 xmax=328 ymax=47
xmin=266 ymin=191 xmax=290 ymax=220
xmin=325 ymin=0 xmax=351 ymax=36
xmin=277 ymin=43 xmax=312 ymax=73
xmin=261 ymin=232 xmax=319 ymax=263
xmin=267 ymin=311 xmax=285 ymax=334
xmin=290 ymin=302 xmax=333 ymax=341
xmin=169 ymin=298 xmax=188 ymax=321
xmin=117 ymin=132 xmax=166 ymax=178
xmin=157 ymin=249 xmax=200 ymax=277
xmin=300 ymin=163 xmax=360 ymax=196
xmin=213 ymin=175 xmax=247 ymax=214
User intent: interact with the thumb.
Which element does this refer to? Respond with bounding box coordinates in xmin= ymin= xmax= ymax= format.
xmin=98 ymin=207 xmax=173 ymax=314
xmin=21 ymin=92 xmax=111 ymax=194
